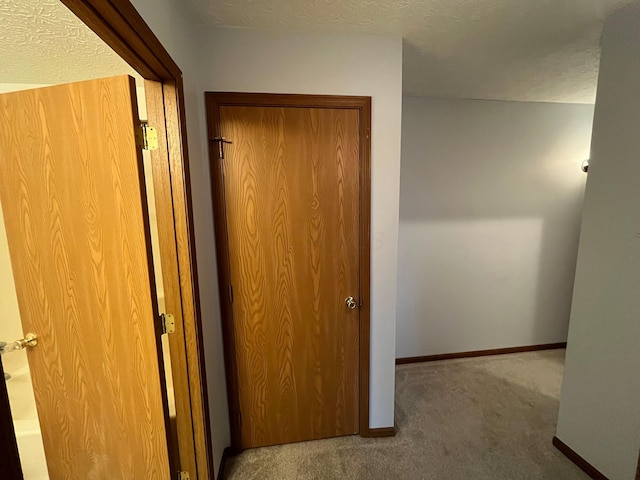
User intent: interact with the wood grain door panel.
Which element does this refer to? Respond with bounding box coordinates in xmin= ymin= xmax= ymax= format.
xmin=219 ymin=105 xmax=361 ymax=448
xmin=0 ymin=76 xmax=171 ymax=479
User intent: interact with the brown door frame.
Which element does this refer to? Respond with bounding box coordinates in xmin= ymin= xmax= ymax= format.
xmin=55 ymin=1 xmax=214 ymax=478
xmin=205 ymin=92 xmax=373 ymax=449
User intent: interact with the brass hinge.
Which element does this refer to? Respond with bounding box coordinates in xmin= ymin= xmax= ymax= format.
xmin=160 ymin=313 xmax=175 ymax=334
xmin=211 ymin=136 xmax=233 ymax=159
xmin=135 ymin=123 xmax=159 ymax=151
xmin=177 ymin=472 xmax=190 ymax=480
xmin=229 ymin=284 xmax=234 ymax=304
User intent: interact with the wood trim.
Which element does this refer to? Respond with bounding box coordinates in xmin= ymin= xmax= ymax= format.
xmin=60 ymin=2 xmax=214 ymax=479
xmin=60 ymin=0 xmax=181 ymax=81
xmin=205 ymin=92 xmax=372 ymax=449
xmin=358 ymin=97 xmax=371 ymax=437
xmin=359 ymin=98 xmax=372 ymax=437
xmin=215 ymin=447 xmax=236 ymax=480
xmin=367 ymin=427 xmax=396 ymax=438
xmin=60 ymin=0 xmax=158 ymax=81
xmin=0 ymin=360 xmax=22 ymax=479
xmin=205 ymin=93 xmax=242 ymax=449
xmin=145 ymin=79 xmax=198 ymax=477
xmin=553 ymin=436 xmax=609 ymax=480
xmin=202 ymin=92 xmax=372 ymax=110
xmin=396 ymin=343 xmax=568 ymax=365
xmin=163 ymin=81 xmax=214 ymax=479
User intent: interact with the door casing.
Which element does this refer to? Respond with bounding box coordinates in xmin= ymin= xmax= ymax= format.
xmin=205 ymin=92 xmax=372 ymax=449
xmin=57 ymin=1 xmax=214 ymax=478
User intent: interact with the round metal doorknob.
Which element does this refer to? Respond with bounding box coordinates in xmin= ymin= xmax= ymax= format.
xmin=345 ymin=296 xmax=357 ymax=310
xmin=0 ymin=333 xmax=38 ymax=356
xmin=17 ymin=333 xmax=38 ymax=349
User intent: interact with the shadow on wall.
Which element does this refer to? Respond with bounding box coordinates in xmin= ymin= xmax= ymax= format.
xmin=396 ymin=97 xmax=595 ymax=358
xmin=402 ymin=13 xmax=603 ymax=103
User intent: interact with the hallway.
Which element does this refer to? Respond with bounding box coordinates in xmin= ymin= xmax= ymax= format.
xmin=224 ymin=350 xmax=588 ymax=479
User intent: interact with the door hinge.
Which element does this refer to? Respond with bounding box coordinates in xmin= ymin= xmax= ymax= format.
xmin=237 ymin=412 xmax=242 ymax=427
xmin=211 ymin=136 xmax=233 ymax=159
xmin=177 ymin=472 xmax=190 ymax=480
xmin=229 ymin=284 xmax=234 ymax=304
xmin=160 ymin=313 xmax=176 ymax=334
xmin=136 ymin=123 xmax=159 ymax=151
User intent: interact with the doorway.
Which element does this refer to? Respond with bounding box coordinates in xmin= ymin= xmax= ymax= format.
xmin=0 ymin=75 xmax=175 ymax=478
xmin=0 ymin=1 xmax=212 ymax=478
xmin=206 ymin=93 xmax=372 ymax=449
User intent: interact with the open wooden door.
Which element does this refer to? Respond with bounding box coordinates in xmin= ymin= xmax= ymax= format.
xmin=0 ymin=76 xmax=172 ymax=478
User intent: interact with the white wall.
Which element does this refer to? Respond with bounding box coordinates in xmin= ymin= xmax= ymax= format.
xmin=125 ymin=4 xmax=404 ymax=469
xmin=555 ymin=3 xmax=640 ymax=479
xmin=197 ymin=27 xmax=403 ymax=429
xmin=0 ymin=198 xmax=25 ymax=376
xmin=397 ymin=97 xmax=593 ymax=358
xmin=129 ymin=0 xmax=231 ymax=474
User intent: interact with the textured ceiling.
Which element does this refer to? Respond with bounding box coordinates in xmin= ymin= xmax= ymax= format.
xmin=0 ymin=0 xmax=632 ymax=102
xmin=0 ymin=0 xmax=138 ymax=85
xmin=185 ymin=0 xmax=634 ymax=103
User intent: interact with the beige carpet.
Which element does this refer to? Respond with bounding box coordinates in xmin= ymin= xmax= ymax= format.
xmin=223 ymin=350 xmax=589 ymax=480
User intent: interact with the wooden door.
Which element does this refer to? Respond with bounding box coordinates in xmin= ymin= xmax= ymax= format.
xmin=0 ymin=76 xmax=172 ymax=478
xmin=207 ymin=94 xmax=370 ymax=449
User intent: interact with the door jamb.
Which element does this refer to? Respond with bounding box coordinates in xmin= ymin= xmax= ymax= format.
xmin=60 ymin=1 xmax=214 ymax=478
xmin=204 ymin=92 xmax=373 ymax=448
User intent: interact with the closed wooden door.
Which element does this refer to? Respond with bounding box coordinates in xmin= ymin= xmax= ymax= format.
xmin=207 ymin=94 xmax=368 ymax=449
xmin=0 ymin=76 xmax=171 ymax=478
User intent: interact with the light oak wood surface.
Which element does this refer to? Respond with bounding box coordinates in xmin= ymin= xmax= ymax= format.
xmin=144 ymin=79 xmax=212 ymax=479
xmin=0 ymin=76 xmax=171 ymax=479
xmin=55 ymin=2 xmax=217 ymax=475
xmin=162 ymin=83 xmax=212 ymax=477
xmin=220 ymin=105 xmax=361 ymax=448
xmin=145 ymin=79 xmax=199 ymax=477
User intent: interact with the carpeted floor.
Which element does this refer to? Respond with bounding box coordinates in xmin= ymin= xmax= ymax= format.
xmin=223 ymin=349 xmax=589 ymax=480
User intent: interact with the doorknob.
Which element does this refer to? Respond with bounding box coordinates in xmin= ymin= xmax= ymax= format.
xmin=345 ymin=296 xmax=358 ymax=310
xmin=0 ymin=333 xmax=38 ymax=355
